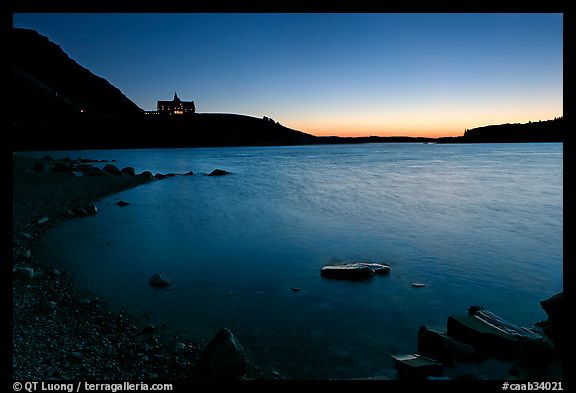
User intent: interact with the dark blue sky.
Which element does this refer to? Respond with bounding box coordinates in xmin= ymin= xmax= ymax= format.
xmin=13 ymin=13 xmax=563 ymax=137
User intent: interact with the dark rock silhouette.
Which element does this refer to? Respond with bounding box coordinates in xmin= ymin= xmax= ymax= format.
xmin=148 ymin=273 xmax=172 ymax=288
xmin=138 ymin=171 xmax=154 ymax=180
xmin=120 ymin=167 xmax=136 ymax=176
xmin=103 ymin=164 xmax=121 ymax=176
xmin=417 ymin=325 xmax=476 ymax=364
xmin=508 ymin=339 xmax=556 ymax=379
xmin=116 ymin=200 xmax=130 ymax=207
xmin=207 ymin=169 xmax=231 ymax=176
xmin=537 ymin=292 xmax=563 ymax=354
xmin=197 ymin=328 xmax=247 ymax=380
xmin=77 ymin=164 xmax=106 ymax=177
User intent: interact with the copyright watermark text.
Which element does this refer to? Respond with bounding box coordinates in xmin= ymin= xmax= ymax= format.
xmin=502 ymin=382 xmax=563 ymax=391
xmin=13 ymin=382 xmax=173 ymax=393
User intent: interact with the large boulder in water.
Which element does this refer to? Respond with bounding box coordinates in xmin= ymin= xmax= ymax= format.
xmin=197 ymin=328 xmax=248 ymax=380
xmin=320 ymin=262 xmax=390 ymax=280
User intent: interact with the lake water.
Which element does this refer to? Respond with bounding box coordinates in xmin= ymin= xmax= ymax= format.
xmin=29 ymin=143 xmax=562 ymax=379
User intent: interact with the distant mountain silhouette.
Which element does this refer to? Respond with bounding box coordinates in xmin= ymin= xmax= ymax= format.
xmin=437 ymin=118 xmax=565 ymax=143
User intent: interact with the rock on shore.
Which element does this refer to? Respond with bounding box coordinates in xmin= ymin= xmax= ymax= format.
xmin=197 ymin=328 xmax=248 ymax=380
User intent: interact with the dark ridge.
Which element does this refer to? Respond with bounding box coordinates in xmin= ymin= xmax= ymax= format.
xmin=12 ymin=28 xmax=143 ymax=117
xmin=437 ymin=118 xmax=565 ymax=143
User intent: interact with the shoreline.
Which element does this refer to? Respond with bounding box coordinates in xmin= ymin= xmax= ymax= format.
xmin=12 ymin=155 xmax=203 ymax=380
xmin=12 ymin=153 xmax=563 ymax=381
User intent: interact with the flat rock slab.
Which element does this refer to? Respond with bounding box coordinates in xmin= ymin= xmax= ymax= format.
xmin=469 ymin=306 xmax=542 ymax=341
xmin=320 ymin=262 xmax=390 ymax=280
xmin=447 ymin=314 xmax=526 ymax=360
xmin=392 ymin=353 xmax=443 ymax=380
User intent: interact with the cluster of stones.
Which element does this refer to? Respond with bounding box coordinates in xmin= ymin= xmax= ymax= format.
xmin=392 ymin=295 xmax=563 ymax=381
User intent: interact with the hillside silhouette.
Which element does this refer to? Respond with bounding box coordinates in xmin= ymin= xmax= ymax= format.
xmin=12 ymin=28 xmax=143 ymax=118
xmin=437 ymin=118 xmax=565 ymax=143
xmin=11 ymin=28 xmax=563 ymax=150
xmin=11 ymin=28 xmax=318 ymax=150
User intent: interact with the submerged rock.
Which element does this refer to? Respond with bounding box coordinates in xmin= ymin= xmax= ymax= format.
xmin=149 ymin=273 xmax=172 ymax=288
xmin=207 ymin=169 xmax=231 ymax=176
xmin=116 ymin=200 xmax=130 ymax=207
xmin=197 ymin=328 xmax=247 ymax=380
xmin=320 ymin=262 xmax=391 ymax=280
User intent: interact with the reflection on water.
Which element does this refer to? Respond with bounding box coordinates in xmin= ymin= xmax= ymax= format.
xmin=36 ymin=143 xmax=562 ymax=379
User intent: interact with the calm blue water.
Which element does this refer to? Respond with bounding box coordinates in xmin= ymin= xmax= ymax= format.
xmin=29 ymin=143 xmax=562 ymax=379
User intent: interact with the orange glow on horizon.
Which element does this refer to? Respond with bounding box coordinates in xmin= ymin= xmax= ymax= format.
xmin=302 ymin=127 xmax=462 ymax=138
xmin=285 ymin=111 xmax=563 ymax=139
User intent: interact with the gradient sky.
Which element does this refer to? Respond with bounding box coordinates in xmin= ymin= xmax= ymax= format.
xmin=13 ymin=13 xmax=563 ymax=137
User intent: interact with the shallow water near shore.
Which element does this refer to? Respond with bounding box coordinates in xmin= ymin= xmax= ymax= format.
xmin=30 ymin=143 xmax=562 ymax=379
